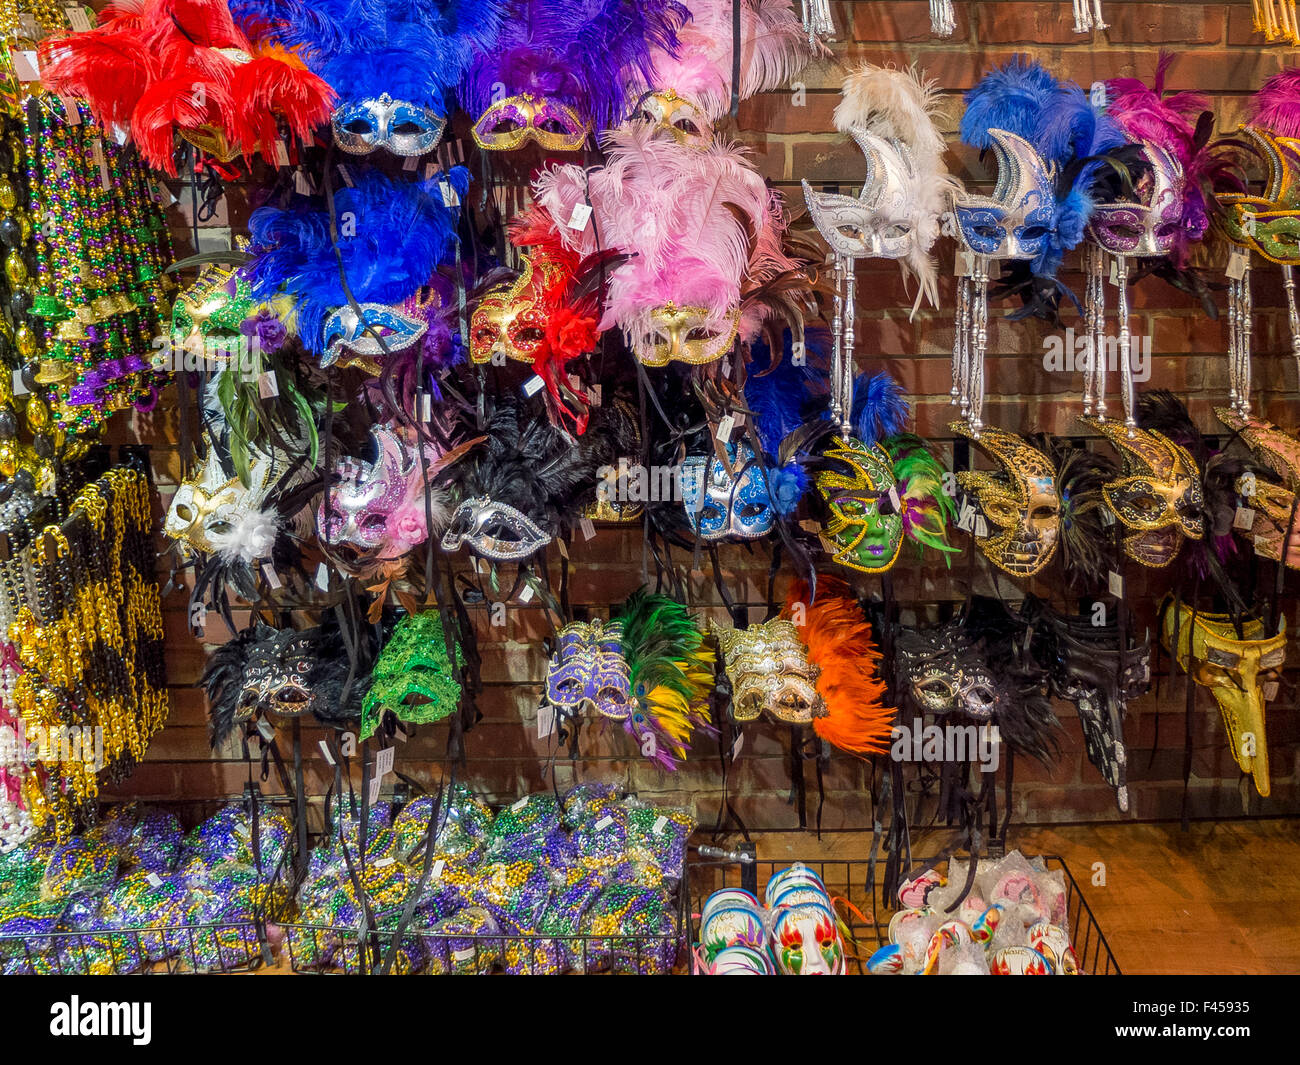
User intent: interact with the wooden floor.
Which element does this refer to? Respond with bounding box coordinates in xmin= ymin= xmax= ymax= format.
xmin=750 ymin=819 xmax=1300 ymax=975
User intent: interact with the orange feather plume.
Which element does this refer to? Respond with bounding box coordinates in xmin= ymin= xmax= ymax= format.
xmin=785 ymin=576 xmax=894 ymax=757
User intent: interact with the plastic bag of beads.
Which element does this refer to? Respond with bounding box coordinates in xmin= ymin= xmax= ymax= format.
xmin=40 ymin=832 xmax=122 ymax=901
xmin=0 ymin=894 xmax=67 ymax=958
xmin=329 ymin=795 xmax=394 ymax=840
xmin=560 ymin=782 xmax=623 ymax=828
xmin=533 ymin=858 xmax=620 ymax=973
xmin=55 ymin=931 xmax=146 ymax=976
xmin=173 ymin=885 xmax=263 ymax=973
xmin=93 ymin=803 xmax=140 ymax=848
xmin=0 ymin=837 xmax=51 ymax=896
xmin=467 ymin=858 xmax=556 ymax=932
xmin=100 ymin=869 xmax=190 ymax=963
xmin=124 ymin=808 xmax=183 ymax=874
xmin=484 ymin=794 xmax=564 ymax=861
xmin=182 ymin=804 xmax=293 ymax=873
xmin=624 ymin=802 xmax=694 ymax=885
xmin=569 ymin=800 xmax=631 ymax=868
xmin=580 ymin=884 xmax=679 ymax=974
xmin=393 ymin=789 xmax=490 ymax=862
xmin=425 ymin=906 xmax=502 ymax=975
xmin=55 ymin=891 xmax=102 ymax=932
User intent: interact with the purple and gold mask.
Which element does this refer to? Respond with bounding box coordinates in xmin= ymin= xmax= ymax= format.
xmin=545 ymin=620 xmax=631 ymax=721
xmin=1218 ymin=129 xmax=1300 ymax=265
xmin=1088 ymin=145 xmax=1197 ymax=258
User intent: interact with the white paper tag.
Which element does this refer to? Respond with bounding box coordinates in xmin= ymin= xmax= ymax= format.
xmin=261 ymin=564 xmax=281 ymax=589
xmin=12 ymin=51 xmax=39 ymax=81
xmin=1263 ymin=681 xmax=1280 ymax=701
xmin=256 ymin=718 xmax=275 ymax=741
xmin=294 ymin=170 xmax=313 ymax=196
xmin=368 ymin=774 xmax=382 ymax=804
xmin=590 ymin=384 xmax=602 ymax=407
xmin=556 ymin=537 xmax=569 ymax=560
xmin=580 ymin=516 xmax=596 ymax=541
xmin=257 ymin=372 xmax=279 ymax=398
xmin=1234 ymin=506 xmax=1256 ymax=531
xmin=518 ymin=582 xmax=534 ymax=604
xmin=538 ymin=703 xmax=556 ymax=738
xmin=594 ymin=815 xmax=614 ymax=831
xmin=319 ymin=740 xmax=336 ymax=766
xmin=566 ymin=202 xmax=592 ymax=231
xmin=522 ymin=375 xmax=545 ymax=397
xmin=453 ymin=948 xmax=476 ymax=962
xmin=1108 ymin=258 xmax=1120 ymax=287
xmin=65 ymin=4 xmax=93 ymax=31
xmin=374 ymin=856 xmax=395 ymax=868
xmin=439 ymin=181 xmax=460 ymax=208
xmin=1108 ymin=570 xmax=1124 ymax=598
xmin=374 ymin=745 xmax=395 ymax=780
xmin=652 ymin=815 xmax=668 ymax=836
xmin=431 ymin=858 xmax=446 ymax=880
xmin=273 ymin=139 xmax=290 ymax=167
xmin=59 ymin=95 xmax=81 ymax=125
xmin=394 ymin=727 xmax=407 ymax=743
xmin=731 ymin=732 xmax=745 ymax=761
xmin=887 ymin=486 xmax=901 ymax=512
xmin=955 ymin=249 xmax=975 ymax=278
xmin=337 ymin=164 xmax=355 ymax=188
xmin=315 ymin=563 xmax=330 ymax=592
xmin=973 ymin=515 xmax=988 ymax=539
xmin=111 ymin=123 xmax=128 ymax=146
xmin=1226 ymin=246 xmax=1249 ymax=281
xmin=403 ymin=154 xmax=419 ymax=172
xmin=90 ymin=137 xmax=109 ymax=189
xmin=145 ymin=872 xmax=164 ymax=888
xmin=511 ymin=796 xmax=529 ymax=813
xmin=420 ymin=392 xmax=432 ymax=422
xmin=1090 ymin=81 xmax=1108 ymax=110
xmin=715 ymin=414 xmax=735 ymax=443
xmin=11 ymin=370 xmax=28 ymax=397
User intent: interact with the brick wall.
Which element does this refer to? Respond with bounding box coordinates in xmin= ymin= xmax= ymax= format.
xmin=101 ymin=0 xmax=1300 ymax=829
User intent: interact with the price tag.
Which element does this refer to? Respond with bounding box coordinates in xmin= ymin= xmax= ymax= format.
xmin=453 ymin=948 xmax=476 ymax=962
xmin=566 ymin=203 xmax=592 ymax=231
xmin=1263 ymin=681 xmax=1280 ymax=701
xmin=374 ymin=856 xmax=395 ymax=869
xmin=145 ymin=872 xmax=164 ymax=888
xmin=318 ymin=740 xmax=336 ymax=766
xmin=1108 ymin=258 xmax=1119 ymax=287
xmin=258 ymin=372 xmax=279 ymax=398
xmin=12 ymin=51 xmax=39 ymax=81
xmin=590 ymin=384 xmax=602 ymax=407
xmin=431 ymin=858 xmax=446 ymax=880
xmin=294 ymin=170 xmax=313 ymax=196
xmin=715 ymin=414 xmax=735 ymax=443
xmin=261 ymin=564 xmax=281 ymax=589
xmin=580 ymin=516 xmax=596 ymax=541
xmin=518 ymin=582 xmax=534 ymax=604
xmin=1226 ymin=246 xmax=1249 ymax=281
xmin=394 ymin=726 xmax=407 ymax=743
xmin=555 ymin=537 xmax=569 ymax=560
xmin=955 ymin=249 xmax=974 ymax=278
xmin=90 ymin=137 xmax=109 ymax=189
xmin=65 ymin=4 xmax=93 ymax=31
xmin=511 ymin=796 xmax=529 ymax=813
xmin=315 ymin=563 xmax=330 ymax=591
xmin=337 ymin=164 xmax=355 ymax=188
xmin=594 ymin=815 xmax=614 ymax=831
xmin=111 ymin=123 xmax=128 ymax=146
xmin=1234 ymin=506 xmax=1256 ymax=531
xmin=420 ymin=392 xmax=432 ymax=422
xmin=273 ymin=139 xmax=290 ymax=167
xmin=59 ymin=95 xmax=81 ymax=125
xmin=652 ymin=815 xmax=668 ymax=836
xmin=538 ymin=703 xmax=556 ymax=738
xmin=11 ymin=370 xmax=28 ymax=397
xmin=403 ymin=154 xmax=419 ymax=172
xmin=374 ymin=745 xmax=395 ymax=780
xmin=1108 ymin=570 xmax=1124 ymax=598
xmin=256 ymin=718 xmax=275 ymax=741
xmin=730 ymin=732 xmax=745 ymax=761
xmin=439 ymin=181 xmax=460 ymax=208
xmin=522 ymin=375 xmax=545 ymax=397
xmin=368 ymin=774 xmax=382 ymax=804
xmin=887 ymin=486 xmax=901 ymax=512
xmin=973 ymin=515 xmax=988 ymax=538
xmin=1100 ymin=505 xmax=1116 ymax=527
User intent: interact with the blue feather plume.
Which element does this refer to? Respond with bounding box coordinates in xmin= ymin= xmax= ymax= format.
xmin=960 ymin=54 xmax=1058 ymax=150
xmin=247 ymin=168 xmax=469 ymax=356
xmin=850 ymin=372 xmax=910 ymax=447
xmin=744 ymin=328 xmax=828 ymax=459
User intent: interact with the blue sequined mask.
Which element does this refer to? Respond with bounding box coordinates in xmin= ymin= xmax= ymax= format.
xmin=954 ymin=130 xmax=1057 ymax=262
xmin=680 ymin=441 xmax=775 ymax=540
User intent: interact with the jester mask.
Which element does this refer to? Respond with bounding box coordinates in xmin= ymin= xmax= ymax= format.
xmin=359 ymin=611 xmax=462 ymax=742
xmin=1082 ymin=416 xmax=1204 ymax=567
xmin=1162 ymin=603 xmax=1285 ymax=797
xmin=546 ymin=620 xmax=631 ymax=721
xmin=951 ymin=423 xmax=1061 ymax=578
xmin=1216 ymin=406 xmax=1300 ymax=568
xmin=1217 ymin=128 xmax=1300 ymax=264
xmin=815 ymin=437 xmax=903 ymax=572
xmin=681 ymin=441 xmax=775 ymax=541
xmin=714 ymin=619 xmax=825 ymax=725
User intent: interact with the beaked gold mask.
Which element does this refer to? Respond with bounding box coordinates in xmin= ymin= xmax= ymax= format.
xmin=1216 ymin=406 xmax=1300 ymax=568
xmin=1082 ymin=416 xmax=1204 ymax=568
xmin=1162 ymin=603 xmax=1285 ymax=797
xmin=951 ymin=422 xmax=1060 ymax=578
xmin=713 ymin=619 xmax=825 ymax=725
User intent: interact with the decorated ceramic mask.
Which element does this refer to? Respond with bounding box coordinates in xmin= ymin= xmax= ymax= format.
xmin=771 ymin=904 xmax=845 ymax=975
xmin=1162 ymin=605 xmax=1285 ymax=797
xmin=951 ymin=423 xmax=1061 ymax=578
xmin=895 ymin=621 xmax=1006 ymax=721
xmin=165 ymin=437 xmax=284 ymax=563
xmin=714 ymin=619 xmax=825 ymax=725
xmin=953 ymin=130 xmax=1057 ymax=262
xmin=815 ymin=436 xmax=903 ymax=572
xmin=1081 ymin=416 xmax=1204 ymax=567
xmin=1218 ymin=129 xmax=1300 ymax=264
xmin=1087 ymin=144 xmax=1195 ymax=257
xmin=545 ymin=620 xmax=632 ymax=720
xmin=681 ymin=441 xmax=775 ymax=541
xmin=318 ymin=423 xmax=448 ymax=568
xmin=440 ymin=498 xmax=551 ymax=561
xmin=1216 ymin=406 xmax=1300 ymax=568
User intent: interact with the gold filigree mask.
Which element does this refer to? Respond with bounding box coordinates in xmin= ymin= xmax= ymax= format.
xmin=1217 ymin=406 xmax=1300 ymax=568
xmin=1162 ymin=603 xmax=1285 ymax=797
xmin=164 ymin=439 xmax=276 ymax=560
xmin=470 ymin=253 xmax=568 ymax=365
xmin=713 ymin=619 xmax=825 ymax=725
xmin=470 ymin=93 xmax=590 ymax=153
xmin=632 ymin=303 xmax=740 ymax=366
xmin=634 ymin=89 xmax=714 ymax=147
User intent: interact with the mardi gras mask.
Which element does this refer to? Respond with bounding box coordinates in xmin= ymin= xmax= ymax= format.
xmin=895 ymin=622 xmax=1006 ymax=721
xmin=229 ymin=624 xmax=319 ymax=722
xmin=634 ymin=303 xmax=741 ymax=366
xmin=635 ymin=89 xmax=713 ymax=146
xmin=953 ymin=130 xmax=1057 ymax=263
xmin=321 ymin=289 xmax=440 ymax=372
xmin=165 ymin=438 xmax=283 ymax=563
xmin=1162 ymin=604 xmax=1286 ymax=797
xmin=319 ymin=423 xmax=449 ymax=567
xmin=803 ymin=133 xmax=923 ymax=262
xmin=952 ymin=423 xmax=1061 ymax=577
xmin=545 ymin=620 xmax=631 ymax=720
xmin=440 ymin=498 xmax=550 ymax=561
xmin=772 ymin=904 xmax=845 ymax=975
xmin=714 ymin=619 xmax=825 ymax=725
xmin=1082 ymin=416 xmax=1204 ymax=567
xmin=360 ymin=611 xmax=461 ymax=741
xmin=333 ymin=94 xmax=447 ymax=157
xmin=1087 ymin=144 xmax=1193 ymax=258
xmin=681 ymin=441 xmax=774 ymax=541
xmin=1218 ymin=129 xmax=1300 ymax=263
xmin=471 ymin=250 xmax=572 ymax=365
xmin=816 ymin=436 xmax=903 ymax=572
xmin=1216 ymin=406 xmax=1300 ymax=568
xmin=471 ymin=93 xmax=590 ymax=152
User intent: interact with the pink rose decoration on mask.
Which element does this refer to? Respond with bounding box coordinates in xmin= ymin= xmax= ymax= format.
xmin=389 ymin=505 xmax=429 ymax=553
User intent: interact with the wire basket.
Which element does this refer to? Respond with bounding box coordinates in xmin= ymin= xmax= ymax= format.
xmin=689 ymin=854 xmax=1120 ymax=975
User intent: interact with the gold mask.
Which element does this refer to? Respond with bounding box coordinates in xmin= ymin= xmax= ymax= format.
xmin=634 ymin=89 xmax=714 ymax=147
xmin=1162 ymin=603 xmax=1286 ymax=797
xmin=713 ymin=619 xmax=825 ymax=725
xmin=1216 ymin=406 xmax=1300 ymax=569
xmin=164 ymin=437 xmax=281 ymax=561
xmin=1083 ymin=416 xmax=1204 ymax=568
xmin=470 ymin=252 xmax=568 ymax=365
xmin=633 ymin=303 xmax=740 ymax=366
xmin=470 ymin=93 xmax=590 ymax=153
xmin=951 ymin=423 xmax=1060 ymax=578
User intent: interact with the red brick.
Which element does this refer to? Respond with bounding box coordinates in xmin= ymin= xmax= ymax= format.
xmin=852 ymin=0 xmax=969 ymax=42
xmin=1105 ymin=4 xmax=1224 ymax=43
xmin=975 ymin=2 xmax=1090 ymax=44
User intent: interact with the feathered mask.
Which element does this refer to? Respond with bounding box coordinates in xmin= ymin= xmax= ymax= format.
xmin=1031 ymin=433 xmax=1117 ymax=588
xmin=535 ymin=124 xmax=809 ymax=364
xmin=803 ymin=63 xmax=960 ymax=317
xmin=1216 ymin=405 xmax=1300 ymax=569
xmin=39 ymin=0 xmax=334 ymax=174
xmin=462 ymin=0 xmax=688 ymax=152
xmin=237 ymin=0 xmax=506 ymax=156
xmin=629 ymin=0 xmax=817 ymax=144
xmin=247 ymin=168 xmax=469 ymax=366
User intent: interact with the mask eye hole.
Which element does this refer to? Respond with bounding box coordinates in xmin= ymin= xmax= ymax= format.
xmin=836 ymin=224 xmax=865 ymax=241
xmin=674 ymin=118 xmax=699 ymax=134
xmin=342 ymin=117 xmax=376 ymax=135
xmin=1105 ymin=223 xmax=1143 ymax=240
xmin=973 ymin=224 xmax=1002 ymax=240
xmin=881 ymin=224 xmax=910 ymax=239
xmin=917 ymin=678 xmax=953 ymax=700
xmin=1020 ymin=226 xmax=1048 ymax=241
xmin=686 ymin=326 xmax=719 ymax=342
xmin=489 ymin=116 xmax=523 ymax=134
xmin=967 ymin=685 xmax=997 ymax=708
xmin=361 ymin=514 xmax=386 ymax=533
xmin=512 ymin=326 xmax=545 ymax=345
xmin=737 ymin=502 xmax=767 ymax=519
xmin=174 ymin=504 xmax=193 ymax=521
xmin=205 ymin=519 xmax=232 ymax=536
xmin=483 ymin=519 xmax=521 ymax=542
xmin=1030 ymin=504 xmax=1057 ymax=520
xmin=392 ymin=119 xmax=425 ymax=135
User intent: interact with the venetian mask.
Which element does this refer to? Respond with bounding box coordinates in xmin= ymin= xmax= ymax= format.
xmin=545 ymin=620 xmax=631 ymax=721
xmin=318 ymin=423 xmax=448 ymax=568
xmin=635 ymin=89 xmax=714 ymax=147
xmin=471 ymin=93 xmax=589 ymax=153
xmin=359 ymin=611 xmax=461 ymax=741
xmin=1082 ymin=416 xmax=1204 ymax=568
xmin=952 ymin=423 xmax=1061 ymax=577
xmin=631 ymin=302 xmax=741 ymax=367
xmin=802 ymin=132 xmax=928 ymax=263
xmin=953 ymin=130 xmax=1057 ymax=262
xmin=165 ymin=438 xmax=282 ymax=563
xmin=1162 ymin=604 xmax=1286 ymax=797
xmin=1087 ymin=144 xmax=1195 ymax=258
xmin=1218 ymin=129 xmax=1300 ymax=264
xmin=321 ymin=288 xmax=442 ymax=373
xmin=681 ymin=441 xmax=774 ymax=541
xmin=230 ymin=624 xmax=320 ymax=723
xmin=1216 ymin=406 xmax=1300 ymax=568
xmin=815 ymin=436 xmax=904 ymax=573
xmin=470 ymin=250 xmax=570 ymax=365
xmin=332 ymin=93 xmax=447 ymax=157
xmin=895 ymin=621 xmax=1007 ymax=721
xmin=714 ymin=619 xmax=825 ymax=725
xmin=440 ymin=498 xmax=551 ymax=561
